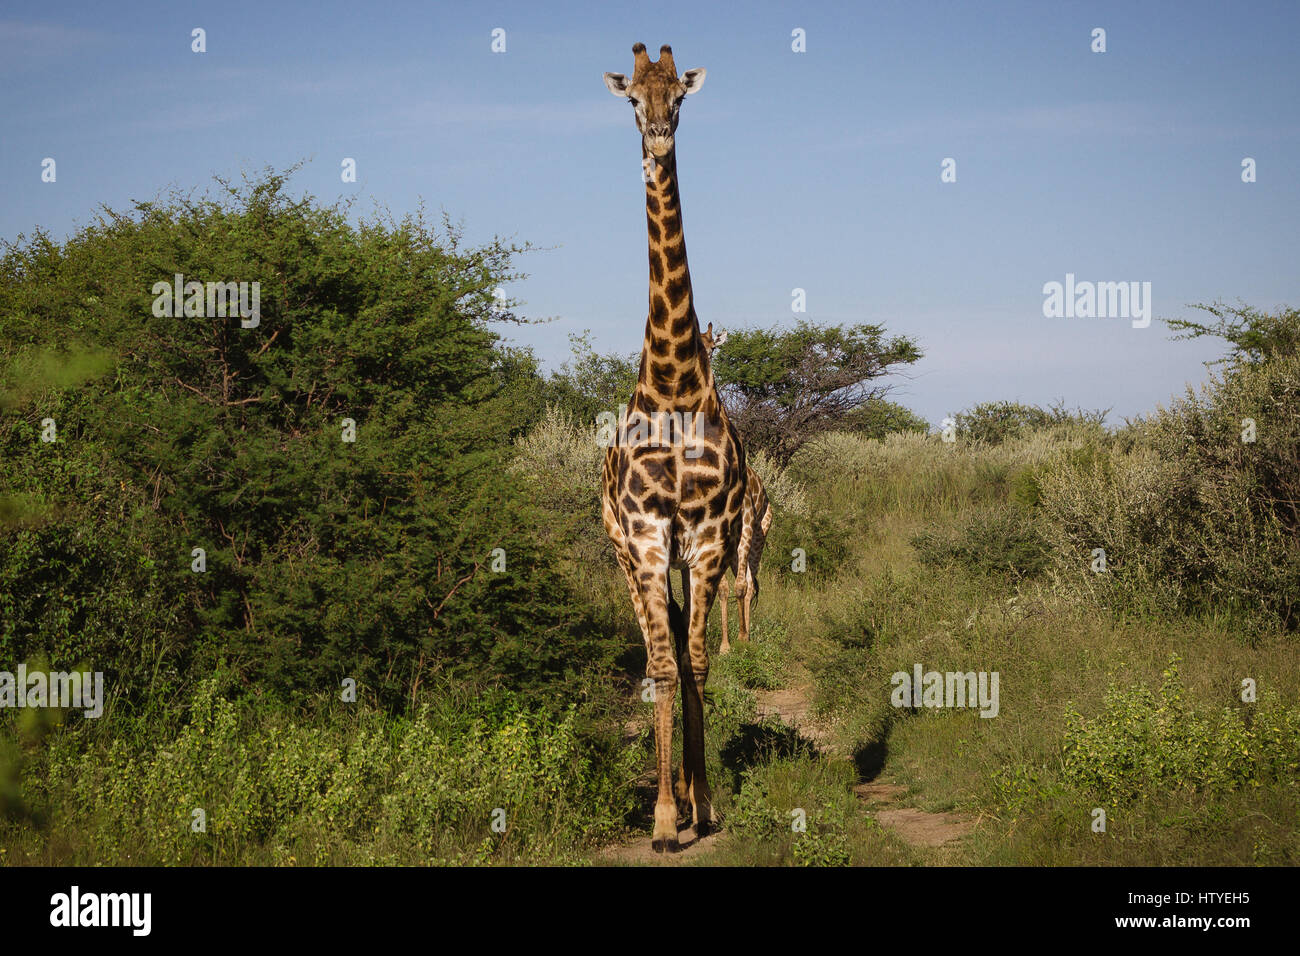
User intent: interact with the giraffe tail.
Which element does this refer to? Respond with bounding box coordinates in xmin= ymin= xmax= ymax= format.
xmin=667 ymin=591 xmax=689 ymax=656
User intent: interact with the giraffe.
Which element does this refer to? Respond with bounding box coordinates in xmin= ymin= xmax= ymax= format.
xmin=699 ymin=326 xmax=773 ymax=656
xmin=600 ymin=42 xmax=747 ymax=852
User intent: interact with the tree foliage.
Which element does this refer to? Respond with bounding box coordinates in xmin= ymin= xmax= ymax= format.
xmin=0 ymin=168 xmax=614 ymax=710
xmin=1166 ymin=301 xmax=1300 ymax=367
xmin=711 ymin=321 xmax=922 ymax=464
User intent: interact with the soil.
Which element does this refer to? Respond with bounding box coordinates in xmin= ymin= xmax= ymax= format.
xmin=599 ymin=679 xmax=975 ymax=863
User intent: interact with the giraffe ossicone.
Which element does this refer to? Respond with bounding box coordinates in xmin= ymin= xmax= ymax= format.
xmin=599 ymin=41 xmax=747 ymax=853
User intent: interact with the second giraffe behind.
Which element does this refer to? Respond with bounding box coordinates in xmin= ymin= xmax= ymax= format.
xmin=700 ymin=325 xmax=773 ymax=655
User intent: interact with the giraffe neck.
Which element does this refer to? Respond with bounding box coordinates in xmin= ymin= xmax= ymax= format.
xmin=637 ymin=146 xmax=709 ymax=407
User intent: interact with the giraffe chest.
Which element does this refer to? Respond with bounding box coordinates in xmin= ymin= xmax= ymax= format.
xmin=607 ymin=439 xmax=746 ymax=567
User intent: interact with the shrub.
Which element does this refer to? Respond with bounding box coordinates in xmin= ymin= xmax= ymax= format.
xmin=1038 ymin=350 xmax=1300 ymax=629
xmin=910 ymin=502 xmax=1048 ymax=578
xmin=10 ymin=675 xmax=641 ymax=864
xmin=714 ymin=639 xmax=783 ymax=690
xmin=509 ymin=405 xmax=612 ymax=573
xmin=539 ymin=331 xmax=639 ymax=427
xmin=726 ymin=757 xmax=860 ymax=866
xmin=747 ymin=448 xmax=809 ymax=520
xmin=0 ymin=169 xmax=613 ymax=706
xmin=845 ymin=399 xmax=930 ymax=441
xmin=1061 ymin=655 xmax=1300 ymax=805
xmin=952 ymin=401 xmax=1107 ymax=446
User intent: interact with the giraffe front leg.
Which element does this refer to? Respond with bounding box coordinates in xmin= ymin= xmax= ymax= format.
xmin=632 ymin=565 xmax=682 ymax=853
xmin=649 ymin=659 xmax=679 ymax=852
xmin=682 ymin=564 xmax=721 ymax=837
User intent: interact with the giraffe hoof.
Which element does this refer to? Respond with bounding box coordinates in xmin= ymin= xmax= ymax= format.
xmin=652 ymin=837 xmax=681 ymax=854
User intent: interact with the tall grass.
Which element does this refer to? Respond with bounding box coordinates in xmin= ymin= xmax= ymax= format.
xmin=3 ymin=673 xmax=642 ymax=865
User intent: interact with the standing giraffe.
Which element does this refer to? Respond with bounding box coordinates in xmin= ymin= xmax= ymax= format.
xmin=600 ymin=42 xmax=747 ymax=852
xmin=699 ymin=326 xmax=773 ymax=655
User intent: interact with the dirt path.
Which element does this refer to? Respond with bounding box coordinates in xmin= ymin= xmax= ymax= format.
xmin=754 ymin=685 xmax=835 ymax=750
xmin=757 ymin=686 xmax=975 ymax=850
xmin=599 ymin=680 xmax=974 ymax=863
xmin=853 ymin=782 xmax=974 ymax=848
xmin=597 ymin=814 xmax=727 ymax=865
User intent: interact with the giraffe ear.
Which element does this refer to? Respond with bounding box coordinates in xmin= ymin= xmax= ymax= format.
xmin=604 ymin=72 xmax=630 ymax=96
xmin=681 ymin=68 xmax=706 ymax=94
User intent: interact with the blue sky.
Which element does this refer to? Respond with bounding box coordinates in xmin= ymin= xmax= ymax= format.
xmin=3 ymin=0 xmax=1297 ymax=426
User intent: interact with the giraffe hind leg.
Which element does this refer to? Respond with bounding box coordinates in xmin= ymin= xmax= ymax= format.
xmin=681 ymin=561 xmax=722 ymax=836
xmin=717 ymin=572 xmax=731 ymax=655
xmin=740 ymin=503 xmax=772 ymax=643
xmin=667 ymin=571 xmax=693 ymax=821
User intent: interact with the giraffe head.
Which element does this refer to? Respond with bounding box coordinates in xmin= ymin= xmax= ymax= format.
xmin=604 ymin=43 xmax=706 ymax=158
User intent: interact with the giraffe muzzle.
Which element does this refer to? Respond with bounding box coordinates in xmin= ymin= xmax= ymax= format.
xmin=645 ymin=124 xmax=674 ymax=156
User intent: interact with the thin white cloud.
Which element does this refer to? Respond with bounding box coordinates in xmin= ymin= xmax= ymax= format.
xmin=374 ymin=96 xmax=625 ymax=135
xmin=828 ymin=101 xmax=1300 ymax=149
xmin=130 ymin=104 xmax=257 ymax=133
xmin=0 ymin=19 xmax=107 ymax=53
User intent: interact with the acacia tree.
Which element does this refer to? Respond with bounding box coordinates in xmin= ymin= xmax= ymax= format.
xmin=711 ymin=320 xmax=922 ymax=464
xmin=1166 ymin=301 xmax=1300 ymax=367
xmin=0 ymin=168 xmax=615 ymax=710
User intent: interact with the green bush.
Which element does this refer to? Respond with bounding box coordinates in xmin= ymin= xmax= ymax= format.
xmin=1061 ymin=655 xmax=1300 ymax=805
xmin=845 ymin=399 xmax=929 ymax=441
xmin=726 ymin=758 xmax=860 ymax=866
xmin=910 ymin=502 xmax=1048 ymax=578
xmin=539 ymin=331 xmax=639 ymax=427
xmin=714 ymin=638 xmax=783 ymax=690
xmin=0 ymin=168 xmax=615 ymax=707
xmin=8 ymin=674 xmax=641 ymax=864
xmin=952 ymin=401 xmax=1107 ymax=446
xmin=509 ymin=405 xmax=611 ymax=574
xmin=1038 ymin=349 xmax=1300 ymax=629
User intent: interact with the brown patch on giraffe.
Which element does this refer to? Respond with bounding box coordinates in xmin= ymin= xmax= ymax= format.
xmin=665 ymin=274 xmax=690 ymax=303
xmin=691 ymin=447 xmax=720 ymax=470
xmin=664 ymin=249 xmax=687 ymax=280
xmin=704 ymin=489 xmax=729 ymax=519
